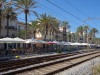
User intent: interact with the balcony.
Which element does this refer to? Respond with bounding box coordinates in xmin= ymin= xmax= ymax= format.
xmin=5 ymin=26 xmax=17 ymax=30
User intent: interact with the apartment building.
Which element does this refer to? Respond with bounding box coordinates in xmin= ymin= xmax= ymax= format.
xmin=0 ymin=19 xmax=18 ymax=38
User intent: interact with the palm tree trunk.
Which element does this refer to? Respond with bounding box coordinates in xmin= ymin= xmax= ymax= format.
xmin=25 ymin=13 xmax=27 ymax=50
xmin=25 ymin=13 xmax=27 ymax=39
xmin=77 ymin=33 xmax=79 ymax=42
xmin=0 ymin=9 xmax=2 ymax=37
xmin=33 ymin=30 xmax=36 ymax=39
xmin=17 ymin=25 xmax=20 ymax=37
xmin=63 ymin=26 xmax=66 ymax=41
xmin=93 ymin=33 xmax=95 ymax=43
xmin=79 ymin=31 xmax=83 ymax=43
xmin=44 ymin=24 xmax=48 ymax=40
xmin=86 ymin=30 xmax=87 ymax=43
xmin=6 ymin=15 xmax=9 ymax=37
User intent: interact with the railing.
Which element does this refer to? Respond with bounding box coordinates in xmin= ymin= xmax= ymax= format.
xmin=5 ymin=26 xmax=17 ymax=30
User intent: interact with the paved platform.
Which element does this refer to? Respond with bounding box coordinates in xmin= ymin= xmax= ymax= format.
xmin=0 ymin=52 xmax=58 ymax=61
xmin=0 ymin=49 xmax=96 ymax=62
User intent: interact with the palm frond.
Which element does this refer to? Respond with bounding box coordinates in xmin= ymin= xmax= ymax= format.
xmin=30 ymin=10 xmax=38 ymax=17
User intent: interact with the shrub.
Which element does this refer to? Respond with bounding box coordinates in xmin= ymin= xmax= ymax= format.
xmin=57 ymin=49 xmax=62 ymax=53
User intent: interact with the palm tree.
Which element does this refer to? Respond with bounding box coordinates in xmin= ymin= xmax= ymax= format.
xmin=18 ymin=30 xmax=25 ymax=38
xmin=61 ymin=21 xmax=70 ymax=41
xmin=90 ymin=28 xmax=99 ymax=43
xmin=48 ymin=17 xmax=59 ymax=41
xmin=38 ymin=13 xmax=59 ymax=40
xmin=77 ymin=26 xmax=84 ymax=42
xmin=71 ymin=32 xmax=75 ymax=42
xmin=38 ymin=13 xmax=50 ymax=40
xmin=0 ymin=0 xmax=6 ymax=37
xmin=13 ymin=0 xmax=38 ymax=39
xmin=2 ymin=6 xmax=17 ymax=37
xmin=28 ymin=20 xmax=38 ymax=38
xmin=83 ymin=25 xmax=89 ymax=43
xmin=67 ymin=32 xmax=71 ymax=42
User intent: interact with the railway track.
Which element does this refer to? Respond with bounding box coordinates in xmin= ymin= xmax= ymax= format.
xmin=0 ymin=51 xmax=83 ymax=73
xmin=0 ymin=50 xmax=100 ymax=75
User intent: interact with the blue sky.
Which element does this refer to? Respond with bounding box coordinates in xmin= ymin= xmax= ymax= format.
xmin=17 ymin=0 xmax=100 ymax=38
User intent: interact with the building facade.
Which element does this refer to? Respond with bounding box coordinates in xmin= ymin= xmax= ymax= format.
xmin=0 ymin=19 xmax=18 ymax=38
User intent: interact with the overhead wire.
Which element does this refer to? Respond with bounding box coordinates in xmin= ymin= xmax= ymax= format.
xmin=47 ymin=0 xmax=83 ymax=22
xmin=38 ymin=3 xmax=81 ymax=31
xmin=17 ymin=17 xmax=25 ymax=21
xmin=64 ymin=0 xmax=89 ymax=18
xmin=64 ymin=0 xmax=100 ymax=28
xmin=38 ymin=3 xmax=67 ymax=19
xmin=46 ymin=0 xmax=85 ymax=31
xmin=38 ymin=3 xmax=80 ymax=25
xmin=17 ymin=0 xmax=81 ymax=26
